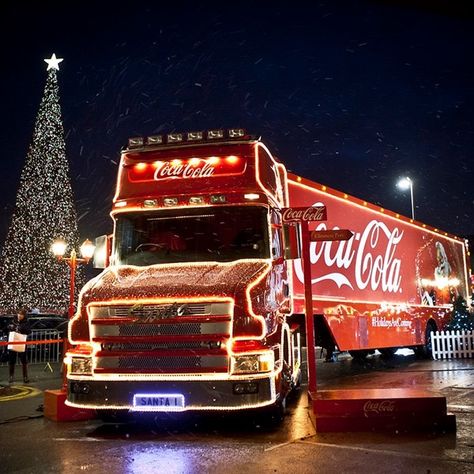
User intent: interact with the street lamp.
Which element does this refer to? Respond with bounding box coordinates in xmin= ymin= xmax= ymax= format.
xmin=51 ymin=238 xmax=95 ymax=391
xmin=397 ymin=177 xmax=415 ymax=220
xmin=51 ymin=238 xmax=95 ymax=318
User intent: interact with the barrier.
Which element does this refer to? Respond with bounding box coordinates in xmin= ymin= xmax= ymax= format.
xmin=1 ymin=329 xmax=64 ymax=365
xmin=431 ymin=330 xmax=474 ymax=360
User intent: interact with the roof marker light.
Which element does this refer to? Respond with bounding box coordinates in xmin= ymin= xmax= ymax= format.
xmin=208 ymin=129 xmax=224 ymax=139
xmin=115 ymin=201 xmax=127 ymax=208
xmin=147 ymin=135 xmax=163 ymax=145
xmin=144 ymin=199 xmax=158 ymax=207
xmin=164 ymin=197 xmax=179 ymax=207
xmin=128 ymin=137 xmax=144 ymax=148
xmin=208 ymin=156 xmax=220 ymax=165
xmin=189 ymin=196 xmax=205 ymax=204
xmin=167 ymin=133 xmax=183 ymax=143
xmin=187 ymin=131 xmax=203 ymax=141
xmin=228 ymin=128 xmax=245 ymax=138
xmin=244 ymin=193 xmax=260 ymax=201
xmin=189 ymin=158 xmax=201 ymax=166
xmin=210 ymin=195 xmax=226 ymax=204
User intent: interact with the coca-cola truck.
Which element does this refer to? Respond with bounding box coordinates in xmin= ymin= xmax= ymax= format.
xmin=65 ymin=129 xmax=470 ymax=415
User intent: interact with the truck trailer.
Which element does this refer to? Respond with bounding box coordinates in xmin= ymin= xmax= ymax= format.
xmin=65 ymin=129 xmax=471 ymax=415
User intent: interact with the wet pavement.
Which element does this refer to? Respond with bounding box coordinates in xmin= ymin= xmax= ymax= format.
xmin=0 ymin=353 xmax=473 ymax=473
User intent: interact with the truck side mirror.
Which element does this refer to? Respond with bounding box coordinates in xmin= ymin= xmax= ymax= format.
xmin=93 ymin=235 xmax=112 ymax=269
xmin=283 ymin=224 xmax=301 ymax=260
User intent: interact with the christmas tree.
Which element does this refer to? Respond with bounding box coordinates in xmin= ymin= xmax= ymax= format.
xmin=0 ymin=54 xmax=80 ymax=313
xmin=446 ymin=296 xmax=474 ymax=331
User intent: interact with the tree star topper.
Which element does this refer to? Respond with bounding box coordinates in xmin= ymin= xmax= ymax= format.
xmin=44 ymin=53 xmax=64 ymax=71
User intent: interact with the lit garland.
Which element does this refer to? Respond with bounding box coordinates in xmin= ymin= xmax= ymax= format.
xmin=0 ymin=56 xmax=81 ymax=313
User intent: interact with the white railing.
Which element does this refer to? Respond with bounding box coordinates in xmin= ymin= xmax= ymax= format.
xmin=431 ymin=330 xmax=474 ymax=360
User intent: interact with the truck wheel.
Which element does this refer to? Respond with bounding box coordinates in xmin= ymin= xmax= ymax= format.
xmin=98 ymin=409 xmax=130 ymax=423
xmin=379 ymin=348 xmax=397 ymax=359
xmin=257 ymin=397 xmax=286 ymax=428
xmin=349 ymin=350 xmax=369 ymax=361
xmin=414 ymin=322 xmax=436 ymax=359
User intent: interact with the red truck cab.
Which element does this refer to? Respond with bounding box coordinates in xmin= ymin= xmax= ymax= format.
xmin=66 ymin=129 xmax=300 ymax=414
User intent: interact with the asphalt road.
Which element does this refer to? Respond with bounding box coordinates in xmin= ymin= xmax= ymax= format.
xmin=0 ymin=353 xmax=473 ymax=474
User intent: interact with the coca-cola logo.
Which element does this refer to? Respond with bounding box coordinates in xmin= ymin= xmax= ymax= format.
xmin=294 ymin=219 xmax=403 ymax=293
xmin=154 ymin=161 xmax=215 ymax=180
xmin=363 ymin=400 xmax=395 ymax=417
xmin=282 ymin=206 xmax=327 ymax=222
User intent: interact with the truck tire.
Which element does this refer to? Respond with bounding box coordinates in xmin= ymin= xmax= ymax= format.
xmin=379 ymin=348 xmax=397 ymax=359
xmin=349 ymin=350 xmax=370 ymax=360
xmin=256 ymin=397 xmax=286 ymax=429
xmin=414 ymin=321 xmax=436 ymax=359
xmin=98 ymin=409 xmax=130 ymax=423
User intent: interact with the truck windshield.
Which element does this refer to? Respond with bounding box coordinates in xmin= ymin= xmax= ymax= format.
xmin=114 ymin=206 xmax=270 ymax=266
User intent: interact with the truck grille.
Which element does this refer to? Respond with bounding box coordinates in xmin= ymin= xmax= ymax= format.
xmin=89 ymin=301 xmax=232 ymax=375
xmin=118 ymin=323 xmax=202 ymax=337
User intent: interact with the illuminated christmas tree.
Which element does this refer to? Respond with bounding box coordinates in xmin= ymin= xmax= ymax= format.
xmin=0 ymin=54 xmax=80 ymax=313
xmin=446 ymin=296 xmax=474 ymax=331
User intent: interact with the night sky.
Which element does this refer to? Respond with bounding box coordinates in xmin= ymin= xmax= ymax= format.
xmin=1 ymin=1 xmax=473 ymax=247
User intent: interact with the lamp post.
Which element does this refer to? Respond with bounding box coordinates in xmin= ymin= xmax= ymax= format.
xmin=397 ymin=177 xmax=415 ymax=220
xmin=51 ymin=238 xmax=95 ymax=391
xmin=51 ymin=238 xmax=95 ymax=317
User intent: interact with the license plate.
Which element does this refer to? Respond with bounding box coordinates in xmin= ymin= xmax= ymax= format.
xmin=131 ymin=393 xmax=185 ymax=412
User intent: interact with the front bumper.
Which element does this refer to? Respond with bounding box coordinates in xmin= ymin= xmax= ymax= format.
xmin=66 ymin=375 xmax=276 ymax=411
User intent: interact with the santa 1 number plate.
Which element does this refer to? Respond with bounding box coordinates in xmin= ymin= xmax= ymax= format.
xmin=131 ymin=393 xmax=185 ymax=411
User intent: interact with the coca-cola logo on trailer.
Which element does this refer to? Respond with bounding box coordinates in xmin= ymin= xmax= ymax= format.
xmin=294 ymin=219 xmax=404 ymax=293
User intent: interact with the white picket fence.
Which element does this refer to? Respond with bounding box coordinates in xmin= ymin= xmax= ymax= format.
xmin=431 ymin=330 xmax=474 ymax=360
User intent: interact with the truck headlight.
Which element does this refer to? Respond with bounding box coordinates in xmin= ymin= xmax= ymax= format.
xmin=70 ymin=357 xmax=93 ymax=375
xmin=231 ymin=352 xmax=274 ymax=374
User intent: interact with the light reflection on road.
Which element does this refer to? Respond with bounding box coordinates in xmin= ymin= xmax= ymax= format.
xmin=126 ymin=447 xmax=191 ymax=474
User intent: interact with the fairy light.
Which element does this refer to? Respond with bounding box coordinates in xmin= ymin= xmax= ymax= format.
xmin=289 ymin=177 xmax=464 ymax=244
xmin=0 ymin=56 xmax=81 ymax=312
